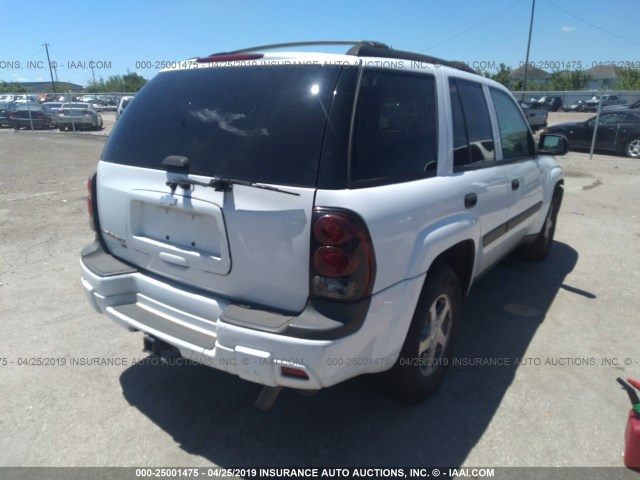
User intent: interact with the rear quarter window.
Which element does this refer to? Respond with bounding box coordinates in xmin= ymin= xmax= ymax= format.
xmin=350 ymin=70 xmax=438 ymax=186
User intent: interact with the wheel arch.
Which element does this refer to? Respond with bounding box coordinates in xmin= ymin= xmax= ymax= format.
xmin=429 ymin=240 xmax=475 ymax=299
xmin=404 ymin=213 xmax=479 ymax=298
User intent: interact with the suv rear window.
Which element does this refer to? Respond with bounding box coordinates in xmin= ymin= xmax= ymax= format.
xmin=102 ymin=66 xmax=344 ymax=187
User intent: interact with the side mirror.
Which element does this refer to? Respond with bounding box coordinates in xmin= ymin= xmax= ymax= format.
xmin=538 ymin=133 xmax=569 ymax=156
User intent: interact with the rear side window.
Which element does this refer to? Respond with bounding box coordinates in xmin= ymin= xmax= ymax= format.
xmin=351 ymin=70 xmax=437 ymax=186
xmin=102 ymin=66 xmax=343 ymax=187
xmin=450 ymin=78 xmax=495 ymax=169
xmin=490 ymin=88 xmax=535 ymax=160
xmin=624 ymin=114 xmax=640 ymax=125
xmin=16 ymin=104 xmax=42 ymax=111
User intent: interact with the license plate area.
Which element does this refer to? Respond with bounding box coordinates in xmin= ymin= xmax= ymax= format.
xmin=128 ymin=193 xmax=231 ymax=275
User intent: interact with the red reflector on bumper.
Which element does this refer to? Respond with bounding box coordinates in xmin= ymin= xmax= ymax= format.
xmin=281 ymin=366 xmax=309 ymax=379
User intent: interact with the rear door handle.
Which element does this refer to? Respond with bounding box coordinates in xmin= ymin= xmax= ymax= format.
xmin=511 ymin=179 xmax=520 ymax=191
xmin=464 ymin=193 xmax=477 ymax=209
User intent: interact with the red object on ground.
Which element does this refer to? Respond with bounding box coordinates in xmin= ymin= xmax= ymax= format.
xmin=624 ymin=408 xmax=640 ymax=470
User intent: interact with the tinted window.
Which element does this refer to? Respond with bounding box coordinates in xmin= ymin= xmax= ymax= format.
xmin=16 ymin=104 xmax=42 ymax=111
xmin=351 ymin=70 xmax=437 ymax=186
xmin=450 ymin=78 xmax=495 ymax=169
xmin=624 ymin=114 xmax=640 ymax=124
xmin=596 ymin=113 xmax=628 ymax=125
xmin=63 ymin=103 xmax=90 ymax=109
xmin=102 ymin=66 xmax=343 ymax=187
xmin=490 ymin=88 xmax=534 ymax=160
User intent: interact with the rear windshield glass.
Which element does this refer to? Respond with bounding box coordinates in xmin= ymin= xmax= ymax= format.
xmin=102 ymin=66 xmax=344 ymax=187
xmin=16 ymin=104 xmax=42 ymax=111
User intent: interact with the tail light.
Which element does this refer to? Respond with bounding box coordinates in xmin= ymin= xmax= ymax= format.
xmin=87 ymin=173 xmax=98 ymax=231
xmin=83 ymin=110 xmax=90 ymax=115
xmin=10 ymin=112 xmax=15 ymax=118
xmin=310 ymin=208 xmax=376 ymax=301
xmin=37 ymin=112 xmax=45 ymax=119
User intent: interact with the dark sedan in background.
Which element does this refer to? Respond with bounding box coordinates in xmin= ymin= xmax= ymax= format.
xmin=537 ymin=96 xmax=563 ymax=112
xmin=10 ymin=103 xmax=59 ymax=130
xmin=546 ymin=110 xmax=640 ymax=158
xmin=0 ymin=101 xmax=17 ymax=126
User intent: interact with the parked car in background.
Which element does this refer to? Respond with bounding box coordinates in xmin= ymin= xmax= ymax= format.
xmin=546 ymin=109 xmax=640 ymax=158
xmin=10 ymin=103 xmax=59 ymax=130
xmin=115 ymin=95 xmax=134 ymax=120
xmin=42 ymin=102 xmax=63 ymax=112
xmin=13 ymin=94 xmax=38 ymax=103
xmin=0 ymin=101 xmax=17 ymax=126
xmin=521 ymin=103 xmax=548 ymax=131
xmin=95 ymin=95 xmax=118 ymax=111
xmin=584 ymin=95 xmax=626 ymax=112
xmin=627 ymin=99 xmax=640 ymax=109
xmin=39 ymin=93 xmax=56 ymax=103
xmin=536 ymin=96 xmax=563 ymax=112
xmin=58 ymin=103 xmax=103 ymax=131
xmin=607 ymin=98 xmax=640 ymax=111
xmin=563 ymin=100 xmax=587 ymax=112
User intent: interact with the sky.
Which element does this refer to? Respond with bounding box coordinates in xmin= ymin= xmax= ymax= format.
xmin=1 ymin=0 xmax=639 ymax=87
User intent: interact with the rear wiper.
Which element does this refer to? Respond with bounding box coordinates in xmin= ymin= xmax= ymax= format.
xmin=166 ymin=177 xmax=300 ymax=196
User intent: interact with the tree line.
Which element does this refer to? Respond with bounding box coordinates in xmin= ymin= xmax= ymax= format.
xmin=0 ymin=72 xmax=148 ymax=94
xmin=484 ymin=64 xmax=640 ymax=91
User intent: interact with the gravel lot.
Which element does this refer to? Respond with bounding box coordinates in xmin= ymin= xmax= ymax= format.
xmin=1 ymin=112 xmax=639 ymax=475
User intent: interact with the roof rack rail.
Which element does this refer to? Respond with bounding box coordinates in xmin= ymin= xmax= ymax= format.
xmin=349 ymin=44 xmax=476 ymax=74
xmin=211 ymin=41 xmax=390 ymax=56
xmin=206 ymin=41 xmax=476 ymax=75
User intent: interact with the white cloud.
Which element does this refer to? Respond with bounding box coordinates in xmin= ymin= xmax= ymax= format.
xmin=562 ymin=26 xmax=576 ymax=32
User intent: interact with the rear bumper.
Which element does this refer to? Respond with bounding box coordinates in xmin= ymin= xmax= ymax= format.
xmin=80 ymin=242 xmax=423 ymax=389
xmin=59 ymin=117 xmax=94 ymax=126
xmin=12 ymin=118 xmax=50 ymax=128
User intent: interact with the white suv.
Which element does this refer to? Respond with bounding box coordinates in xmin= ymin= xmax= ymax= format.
xmin=80 ymin=41 xmax=567 ymax=407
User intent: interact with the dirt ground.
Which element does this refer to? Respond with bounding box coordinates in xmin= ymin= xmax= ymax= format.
xmin=1 ymin=117 xmax=639 ymax=476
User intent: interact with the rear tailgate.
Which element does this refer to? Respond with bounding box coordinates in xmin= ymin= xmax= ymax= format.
xmin=97 ymin=163 xmax=315 ymax=312
xmin=97 ymin=63 xmax=346 ymax=313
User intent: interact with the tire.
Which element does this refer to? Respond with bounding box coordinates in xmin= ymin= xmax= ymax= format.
xmin=518 ymin=188 xmax=562 ymax=261
xmin=625 ymin=138 xmax=640 ymax=159
xmin=380 ymin=264 xmax=462 ymax=403
xmin=59 ymin=125 xmax=66 ymax=131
